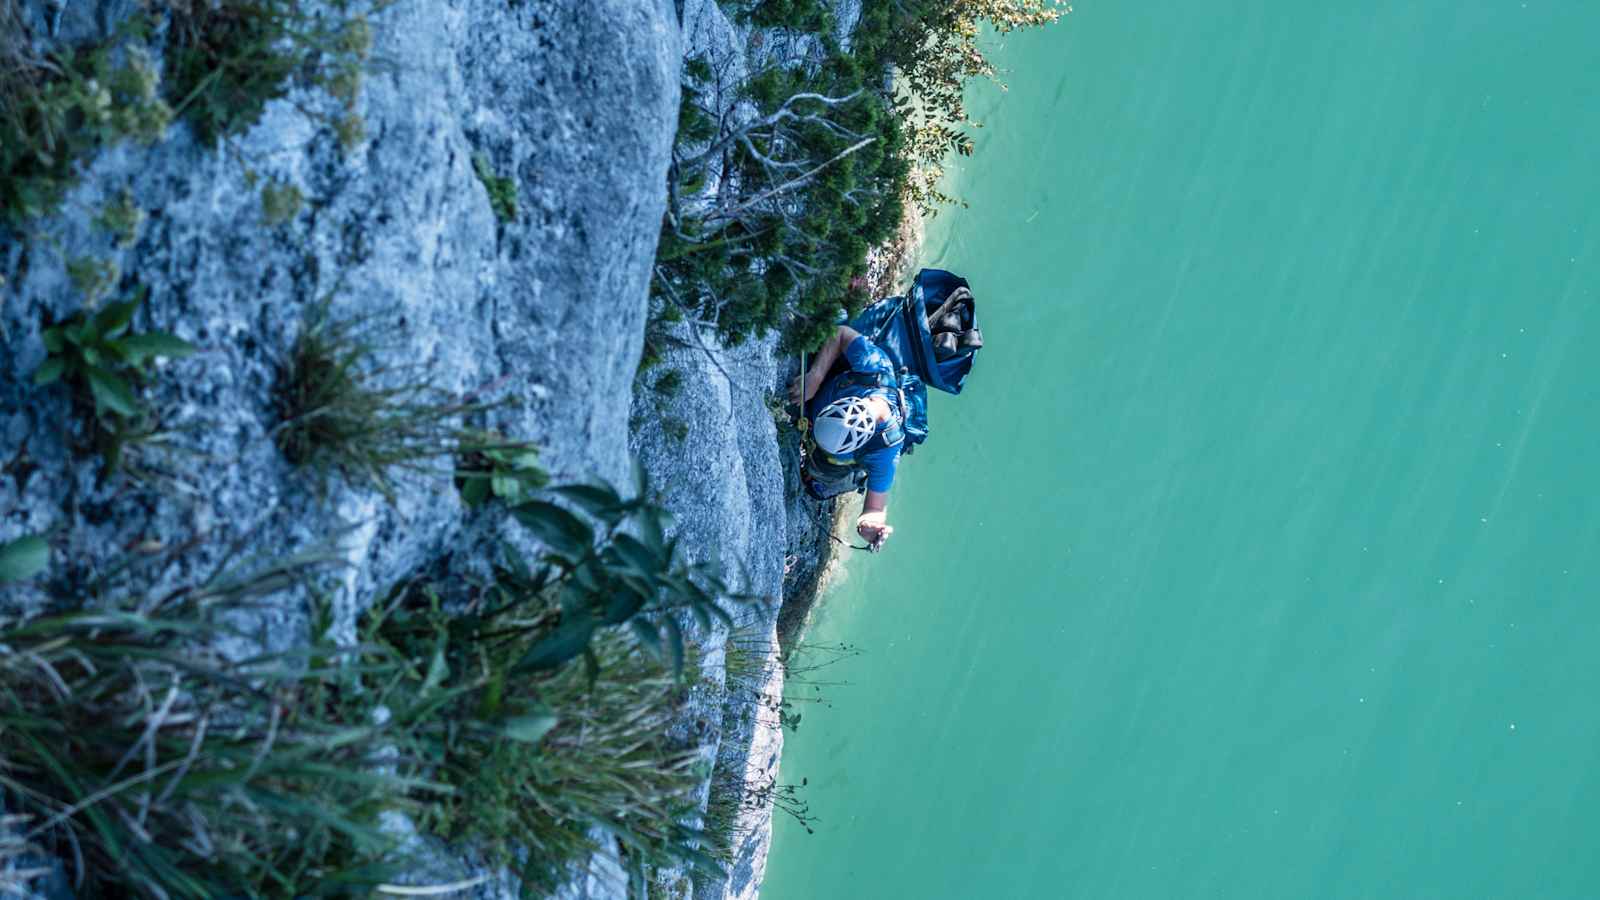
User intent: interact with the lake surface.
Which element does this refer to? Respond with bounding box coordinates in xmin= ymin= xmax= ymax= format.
xmin=763 ymin=2 xmax=1600 ymax=898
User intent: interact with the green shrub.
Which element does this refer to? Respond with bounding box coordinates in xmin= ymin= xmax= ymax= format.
xmin=732 ymin=0 xmax=831 ymax=30
xmin=164 ymin=0 xmax=382 ymax=146
xmin=0 ymin=36 xmax=172 ymax=224
xmin=369 ymin=592 xmax=711 ymax=891
xmin=655 ymin=46 xmax=906 ymax=351
xmin=365 ymin=473 xmax=759 ymax=889
xmin=880 ymin=0 xmax=1067 ymax=209
xmin=503 ymin=473 xmax=760 ymax=674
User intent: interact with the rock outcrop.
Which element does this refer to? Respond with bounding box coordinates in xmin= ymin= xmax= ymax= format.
xmin=1 ymin=0 xmax=679 ymax=627
xmin=0 ymin=0 xmax=893 ymax=893
xmin=3 ymin=0 xmax=683 ymax=895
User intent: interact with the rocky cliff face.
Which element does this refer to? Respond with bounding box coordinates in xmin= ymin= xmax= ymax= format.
xmin=3 ymin=0 xmax=680 ymax=623
xmin=3 ymin=0 xmax=682 ymax=894
xmin=0 ymin=0 xmax=870 ymax=894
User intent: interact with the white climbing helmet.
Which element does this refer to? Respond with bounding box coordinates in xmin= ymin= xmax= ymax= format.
xmin=812 ymin=396 xmax=878 ymax=455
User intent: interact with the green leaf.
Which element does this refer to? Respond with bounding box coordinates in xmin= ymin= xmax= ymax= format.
xmin=549 ymin=481 xmax=624 ymax=518
xmin=678 ymin=846 xmax=728 ymax=877
xmin=510 ymin=500 xmax=593 ymax=560
xmin=31 ymin=357 xmax=66 ymax=386
xmin=490 ymin=471 xmax=523 ymax=502
xmin=0 ymin=535 xmax=49 ymax=582
xmin=662 ymin=615 xmax=685 ymax=673
xmin=638 ymin=506 xmax=667 ymax=555
xmin=421 ymin=641 xmax=449 ymax=695
xmin=630 ymin=618 xmax=662 ymax=657
xmin=119 ymin=332 xmax=195 ymax=364
xmin=458 ymin=475 xmax=489 ymax=507
xmin=85 ymin=366 xmax=141 ymax=417
xmin=514 ymin=617 xmax=596 ymax=673
xmin=602 ymin=590 xmax=645 ymax=626
xmin=500 ymin=709 xmax=559 ymax=744
xmin=631 ymin=456 xmax=650 ymax=500
xmin=40 ymin=327 xmax=63 ymax=354
xmin=91 ymin=296 xmax=140 ymax=337
xmin=611 ymin=533 xmax=664 ymax=575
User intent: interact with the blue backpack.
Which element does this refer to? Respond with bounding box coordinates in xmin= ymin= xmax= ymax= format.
xmin=846 ymin=268 xmax=981 ymax=456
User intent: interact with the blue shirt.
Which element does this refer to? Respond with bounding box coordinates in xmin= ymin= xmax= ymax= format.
xmin=806 ymin=336 xmax=902 ymax=492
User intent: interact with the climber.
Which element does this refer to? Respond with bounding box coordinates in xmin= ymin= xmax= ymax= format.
xmin=787 ymin=324 xmax=905 ymax=550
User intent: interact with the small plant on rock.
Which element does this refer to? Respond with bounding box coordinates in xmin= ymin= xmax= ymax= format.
xmin=504 ymin=471 xmax=764 ymax=676
xmin=33 ymin=287 xmax=195 ymax=469
xmin=454 ymin=436 xmax=548 ymax=507
xmin=0 ymin=36 xmax=173 ymax=224
xmin=259 ymin=180 xmax=303 ymax=225
xmin=471 ymin=152 xmax=517 ymax=224
xmin=95 ymin=190 xmax=145 ymax=247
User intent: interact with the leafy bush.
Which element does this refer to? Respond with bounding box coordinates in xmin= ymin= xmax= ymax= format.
xmin=647 ymin=0 xmax=1062 ymax=354
xmin=1 ymin=463 xmax=752 ymax=894
xmin=882 ymin=0 xmax=1067 ymax=209
xmin=365 ymin=472 xmax=759 ymax=889
xmin=655 ymin=42 xmax=905 ymax=351
xmin=505 ymin=473 xmax=760 ymax=674
xmin=368 ymin=591 xmax=714 ymax=892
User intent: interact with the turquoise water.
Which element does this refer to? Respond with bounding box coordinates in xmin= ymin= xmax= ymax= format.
xmin=764 ymin=2 xmax=1600 ymax=898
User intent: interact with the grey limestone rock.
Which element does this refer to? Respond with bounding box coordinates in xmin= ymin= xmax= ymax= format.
xmin=1 ymin=0 xmax=680 ymax=895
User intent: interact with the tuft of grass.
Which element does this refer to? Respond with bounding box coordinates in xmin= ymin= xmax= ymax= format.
xmin=164 ymin=0 xmax=305 ymax=145
xmin=0 ymin=548 xmax=436 ymax=897
xmin=471 ymin=153 xmax=517 ymax=224
xmin=271 ymin=306 xmax=485 ymax=502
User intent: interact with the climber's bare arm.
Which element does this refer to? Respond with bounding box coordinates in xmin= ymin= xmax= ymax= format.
xmin=857 ymin=490 xmax=892 ymax=546
xmin=788 ymin=326 xmax=860 ymax=406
